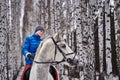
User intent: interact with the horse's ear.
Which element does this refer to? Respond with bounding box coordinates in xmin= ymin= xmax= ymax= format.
xmin=53 ymin=33 xmax=61 ymax=41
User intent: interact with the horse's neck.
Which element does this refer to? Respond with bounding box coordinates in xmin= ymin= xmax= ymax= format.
xmin=30 ymin=38 xmax=54 ymax=80
xmin=37 ymin=64 xmax=50 ymax=79
xmin=31 ymin=49 xmax=50 ymax=80
xmin=30 ymin=63 xmax=50 ymax=80
xmin=35 ymin=38 xmax=55 ymax=62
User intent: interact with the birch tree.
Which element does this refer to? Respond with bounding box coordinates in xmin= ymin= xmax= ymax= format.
xmin=98 ymin=0 xmax=104 ymax=73
xmin=105 ymin=0 xmax=112 ymax=74
xmin=0 ymin=0 xmax=22 ymax=80
xmin=109 ymin=0 xmax=118 ymax=76
xmin=115 ymin=0 xmax=120 ymax=78
xmin=22 ymin=0 xmax=42 ymax=39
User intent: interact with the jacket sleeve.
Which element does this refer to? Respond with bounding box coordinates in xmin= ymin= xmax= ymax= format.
xmin=22 ymin=36 xmax=30 ymax=56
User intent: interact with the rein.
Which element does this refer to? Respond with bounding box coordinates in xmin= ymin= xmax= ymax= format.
xmin=33 ymin=59 xmax=65 ymax=64
xmin=33 ymin=37 xmax=68 ymax=64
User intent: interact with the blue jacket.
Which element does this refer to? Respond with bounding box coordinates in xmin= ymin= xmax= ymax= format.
xmin=22 ymin=34 xmax=42 ymax=65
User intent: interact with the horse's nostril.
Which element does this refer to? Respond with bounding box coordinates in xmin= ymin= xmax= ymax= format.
xmin=61 ymin=44 xmax=66 ymax=48
xmin=67 ymin=58 xmax=78 ymax=65
xmin=76 ymin=60 xmax=79 ymax=64
xmin=67 ymin=58 xmax=72 ymax=62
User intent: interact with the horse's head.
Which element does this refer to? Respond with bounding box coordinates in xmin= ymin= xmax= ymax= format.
xmin=52 ymin=33 xmax=78 ymax=65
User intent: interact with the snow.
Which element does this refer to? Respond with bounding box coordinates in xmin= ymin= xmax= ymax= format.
xmin=110 ymin=0 xmax=114 ymax=12
xmin=8 ymin=0 xmax=12 ymax=27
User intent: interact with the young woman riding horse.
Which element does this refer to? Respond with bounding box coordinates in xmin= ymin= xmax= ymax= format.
xmin=21 ymin=26 xmax=45 ymax=80
xmin=29 ymin=33 xmax=78 ymax=80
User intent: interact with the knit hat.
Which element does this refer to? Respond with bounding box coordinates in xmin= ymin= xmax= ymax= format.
xmin=35 ymin=26 xmax=44 ymax=33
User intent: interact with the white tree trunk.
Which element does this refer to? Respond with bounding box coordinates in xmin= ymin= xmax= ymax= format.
xmin=98 ymin=0 xmax=104 ymax=73
xmin=115 ymin=0 xmax=120 ymax=77
xmin=105 ymin=0 xmax=112 ymax=74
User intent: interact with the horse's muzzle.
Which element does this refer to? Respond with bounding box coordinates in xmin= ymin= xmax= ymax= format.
xmin=67 ymin=58 xmax=78 ymax=65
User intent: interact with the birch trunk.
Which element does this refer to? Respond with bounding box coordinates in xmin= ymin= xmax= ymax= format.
xmin=23 ymin=0 xmax=41 ymax=39
xmin=105 ymin=0 xmax=112 ymax=74
xmin=98 ymin=0 xmax=104 ymax=73
xmin=110 ymin=1 xmax=118 ymax=75
xmin=115 ymin=0 xmax=120 ymax=77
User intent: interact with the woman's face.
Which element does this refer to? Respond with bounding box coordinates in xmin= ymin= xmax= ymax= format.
xmin=36 ymin=30 xmax=44 ymax=37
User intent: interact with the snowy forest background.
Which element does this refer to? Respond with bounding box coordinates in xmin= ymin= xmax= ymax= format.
xmin=0 ymin=0 xmax=120 ymax=80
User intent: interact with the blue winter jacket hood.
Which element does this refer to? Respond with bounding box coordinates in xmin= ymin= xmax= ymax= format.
xmin=22 ymin=34 xmax=42 ymax=65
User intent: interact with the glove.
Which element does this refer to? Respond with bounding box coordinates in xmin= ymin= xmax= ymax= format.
xmin=26 ymin=53 xmax=34 ymax=59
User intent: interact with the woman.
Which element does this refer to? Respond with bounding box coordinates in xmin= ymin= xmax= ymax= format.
xmin=21 ymin=26 xmax=45 ymax=80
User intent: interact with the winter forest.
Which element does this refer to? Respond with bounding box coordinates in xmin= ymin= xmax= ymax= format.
xmin=0 ymin=0 xmax=120 ymax=80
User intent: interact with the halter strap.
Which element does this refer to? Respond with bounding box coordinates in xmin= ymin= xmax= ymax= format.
xmin=54 ymin=45 xmax=57 ymax=60
xmin=51 ymin=37 xmax=66 ymax=60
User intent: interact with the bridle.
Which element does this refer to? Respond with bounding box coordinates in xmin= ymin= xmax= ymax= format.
xmin=33 ymin=37 xmax=74 ymax=64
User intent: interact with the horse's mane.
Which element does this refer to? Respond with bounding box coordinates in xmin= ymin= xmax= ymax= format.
xmin=35 ymin=35 xmax=52 ymax=55
xmin=42 ymin=36 xmax=51 ymax=43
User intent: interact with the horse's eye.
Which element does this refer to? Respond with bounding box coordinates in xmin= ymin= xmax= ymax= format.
xmin=61 ymin=44 xmax=66 ymax=48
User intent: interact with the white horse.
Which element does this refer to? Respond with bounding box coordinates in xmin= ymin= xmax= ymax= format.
xmin=29 ymin=33 xmax=78 ymax=80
